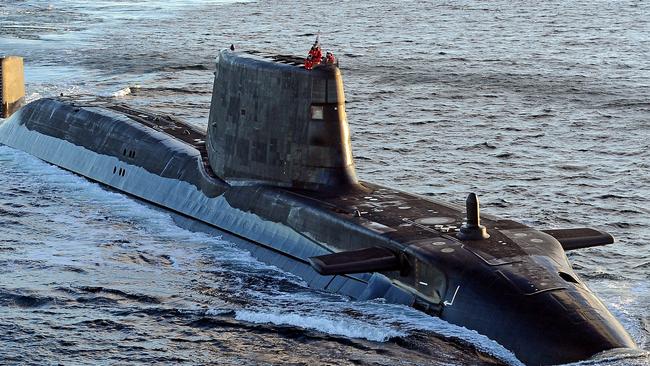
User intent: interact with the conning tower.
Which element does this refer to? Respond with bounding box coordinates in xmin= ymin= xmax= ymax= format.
xmin=207 ymin=50 xmax=358 ymax=190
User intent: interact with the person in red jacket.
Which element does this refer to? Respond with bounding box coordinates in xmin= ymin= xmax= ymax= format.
xmin=309 ymin=44 xmax=322 ymax=65
xmin=305 ymin=37 xmax=323 ymax=70
xmin=325 ymin=51 xmax=336 ymax=65
xmin=304 ymin=54 xmax=314 ymax=70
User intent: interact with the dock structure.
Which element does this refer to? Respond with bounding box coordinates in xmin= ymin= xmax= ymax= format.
xmin=0 ymin=56 xmax=25 ymax=118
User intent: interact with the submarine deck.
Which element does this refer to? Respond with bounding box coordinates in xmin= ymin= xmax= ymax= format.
xmin=245 ymin=50 xmax=307 ymax=67
xmin=60 ymin=95 xmax=219 ymax=181
xmin=56 ymin=97 xmax=536 ymax=268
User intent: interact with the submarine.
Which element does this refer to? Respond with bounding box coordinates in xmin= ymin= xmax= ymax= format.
xmin=0 ymin=49 xmax=638 ymax=365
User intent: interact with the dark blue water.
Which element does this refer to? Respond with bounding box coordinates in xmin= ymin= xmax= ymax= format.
xmin=1 ymin=1 xmax=648 ymax=365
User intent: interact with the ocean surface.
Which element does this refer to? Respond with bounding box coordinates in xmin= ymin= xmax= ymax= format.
xmin=0 ymin=1 xmax=648 ymax=365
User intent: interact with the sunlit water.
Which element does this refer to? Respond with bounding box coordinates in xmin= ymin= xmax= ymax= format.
xmin=1 ymin=1 xmax=648 ymax=365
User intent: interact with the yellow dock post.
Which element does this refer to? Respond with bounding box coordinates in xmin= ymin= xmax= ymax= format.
xmin=0 ymin=56 xmax=25 ymax=118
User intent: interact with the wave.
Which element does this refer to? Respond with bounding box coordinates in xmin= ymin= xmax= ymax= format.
xmin=0 ymin=290 xmax=57 ymax=308
xmin=235 ymin=309 xmax=406 ymax=342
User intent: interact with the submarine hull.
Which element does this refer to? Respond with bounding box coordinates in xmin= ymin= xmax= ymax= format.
xmin=0 ymin=97 xmax=636 ymax=365
xmin=0 ymin=98 xmax=411 ymax=302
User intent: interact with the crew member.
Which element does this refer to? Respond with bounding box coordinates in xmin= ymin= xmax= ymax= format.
xmin=305 ymin=36 xmax=323 ymax=70
xmin=309 ymin=44 xmax=322 ymax=66
xmin=304 ymin=54 xmax=314 ymax=70
xmin=325 ymin=51 xmax=336 ymax=65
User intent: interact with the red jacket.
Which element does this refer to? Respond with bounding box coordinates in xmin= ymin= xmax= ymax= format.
xmin=309 ymin=47 xmax=322 ymax=65
xmin=304 ymin=57 xmax=314 ymax=70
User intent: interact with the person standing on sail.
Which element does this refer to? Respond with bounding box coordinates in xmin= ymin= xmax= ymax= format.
xmin=305 ymin=35 xmax=322 ymax=69
xmin=309 ymin=42 xmax=322 ymax=65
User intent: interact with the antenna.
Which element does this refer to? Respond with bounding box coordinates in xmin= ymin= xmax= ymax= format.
xmin=457 ymin=193 xmax=490 ymax=240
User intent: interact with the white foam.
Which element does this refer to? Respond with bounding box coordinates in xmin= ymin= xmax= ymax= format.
xmin=232 ymin=291 xmax=523 ymax=366
xmin=235 ymin=309 xmax=405 ymax=342
xmin=205 ymin=308 xmax=231 ymax=316
xmin=111 ymin=87 xmax=132 ymax=97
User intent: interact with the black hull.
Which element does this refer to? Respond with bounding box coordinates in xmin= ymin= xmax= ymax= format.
xmin=0 ymin=98 xmax=410 ymax=302
xmin=0 ymin=98 xmax=636 ymax=365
